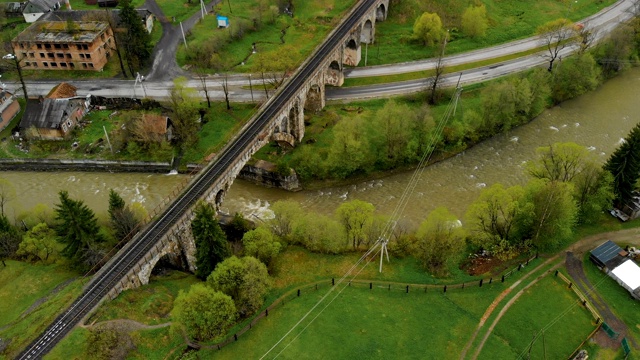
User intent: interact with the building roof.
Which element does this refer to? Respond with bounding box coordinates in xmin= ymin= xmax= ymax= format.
xmin=2 ymin=2 xmax=26 ymax=13
xmin=47 ymin=82 xmax=77 ymax=99
xmin=13 ymin=20 xmax=108 ymax=43
xmin=23 ymin=0 xmax=57 ymax=13
xmin=39 ymin=8 xmax=152 ymax=24
xmin=611 ymin=259 xmax=640 ymax=291
xmin=21 ymin=98 xmax=71 ymax=129
xmin=591 ymin=240 xmax=625 ymax=267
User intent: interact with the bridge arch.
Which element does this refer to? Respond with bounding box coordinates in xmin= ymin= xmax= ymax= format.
xmin=215 ymin=189 xmax=226 ymax=208
xmin=288 ymin=104 xmax=300 ymax=140
xmin=361 ymin=19 xmax=373 ymax=44
xmin=344 ymin=38 xmax=361 ymax=66
xmin=376 ymin=4 xmax=386 ymax=22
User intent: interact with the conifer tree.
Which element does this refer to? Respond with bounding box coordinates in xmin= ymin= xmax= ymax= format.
xmin=108 ymin=189 xmax=139 ymax=242
xmin=54 ymin=191 xmax=105 ymax=264
xmin=605 ymin=123 xmax=640 ymax=206
xmin=191 ymin=202 xmax=230 ymax=280
xmin=118 ymin=0 xmax=152 ymax=75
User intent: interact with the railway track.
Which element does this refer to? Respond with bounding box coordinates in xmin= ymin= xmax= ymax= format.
xmin=17 ymin=0 xmax=378 ymax=358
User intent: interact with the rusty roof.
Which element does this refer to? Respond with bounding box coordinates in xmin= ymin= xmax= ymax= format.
xmin=47 ymin=82 xmax=77 ymax=99
xmin=13 ymin=21 xmax=109 ymax=43
xmin=141 ymin=114 xmax=168 ymax=135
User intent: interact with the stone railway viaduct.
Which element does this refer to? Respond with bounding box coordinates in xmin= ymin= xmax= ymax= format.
xmin=116 ymin=0 xmax=389 ymax=294
xmin=18 ymin=1 xmax=391 ymax=358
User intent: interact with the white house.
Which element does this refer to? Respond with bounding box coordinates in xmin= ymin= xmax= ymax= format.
xmin=22 ymin=0 xmax=60 ymax=22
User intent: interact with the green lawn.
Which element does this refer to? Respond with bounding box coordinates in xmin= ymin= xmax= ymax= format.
xmin=368 ymin=0 xmax=617 ymax=66
xmin=478 ymin=275 xmax=596 ymax=359
xmin=177 ymin=0 xmax=357 ymax=72
xmin=154 ymin=0 xmax=199 ymax=23
xmin=0 ymin=262 xmax=87 ymax=359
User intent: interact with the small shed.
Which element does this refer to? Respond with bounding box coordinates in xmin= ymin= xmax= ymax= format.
xmin=590 ymin=240 xmax=625 ymax=269
xmin=217 ymin=15 xmax=229 ymax=28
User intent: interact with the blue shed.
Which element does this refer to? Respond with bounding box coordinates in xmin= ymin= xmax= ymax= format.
xmin=217 ymin=15 xmax=229 ymax=28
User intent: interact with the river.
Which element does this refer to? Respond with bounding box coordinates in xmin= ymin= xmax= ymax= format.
xmin=4 ymin=68 xmax=640 ymax=226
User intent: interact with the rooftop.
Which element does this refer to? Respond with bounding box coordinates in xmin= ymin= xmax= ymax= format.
xmin=47 ymin=82 xmax=77 ymax=99
xmin=14 ymin=21 xmax=109 ymax=43
xmin=611 ymin=259 xmax=640 ymax=291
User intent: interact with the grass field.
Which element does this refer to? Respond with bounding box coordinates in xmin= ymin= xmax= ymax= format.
xmin=0 ymin=261 xmax=87 ymax=359
xmin=478 ymin=275 xmax=596 ymax=359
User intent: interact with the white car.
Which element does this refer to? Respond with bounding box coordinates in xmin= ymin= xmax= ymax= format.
xmin=2 ymin=54 xmax=15 ymax=60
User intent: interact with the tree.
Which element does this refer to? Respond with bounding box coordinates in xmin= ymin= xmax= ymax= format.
xmin=465 ymin=184 xmax=528 ymax=248
xmin=522 ymin=180 xmax=577 ymax=250
xmin=194 ymin=65 xmax=212 ymax=108
xmin=169 ymin=77 xmax=201 ymax=153
xmin=370 ymin=100 xmax=415 ymax=168
xmin=336 ymin=200 xmax=375 ymax=250
xmin=573 ymin=162 xmax=614 ymax=223
xmin=595 ymin=24 xmax=634 ymax=77
xmin=551 ymin=53 xmax=600 ymax=103
xmin=117 ymin=0 xmax=152 ymax=75
xmin=242 ymin=226 xmax=281 ymax=266
xmin=327 ymin=114 xmax=371 ymax=178
xmin=537 ymin=18 xmax=575 ymax=72
xmin=268 ymin=200 xmax=302 ymax=241
xmin=53 ymin=191 xmax=105 ymax=266
xmin=17 ymin=223 xmax=58 ymax=263
xmin=461 ymin=5 xmax=488 ymax=39
xmin=191 ymin=202 xmax=230 ymax=280
xmin=108 ymin=189 xmax=140 ymax=243
xmin=207 ymin=256 xmax=271 ymax=316
xmin=292 ymin=213 xmax=345 ymax=254
xmin=605 ymin=123 xmax=640 ymax=206
xmin=480 ymin=77 xmax=533 ymax=134
xmin=414 ymin=207 xmax=466 ymax=276
xmin=17 ymin=203 xmax=55 ymax=229
xmin=222 ymin=75 xmax=231 ymax=110
xmin=226 ymin=212 xmax=252 ymax=242
xmin=528 ymin=142 xmax=590 ymax=183
xmin=171 ymin=284 xmax=237 ymax=342
xmin=427 ymin=35 xmax=447 ymax=105
xmin=413 ymin=12 xmax=444 ymax=47
xmin=0 ymin=178 xmax=15 ymax=217
xmin=252 ymin=44 xmax=299 ymax=91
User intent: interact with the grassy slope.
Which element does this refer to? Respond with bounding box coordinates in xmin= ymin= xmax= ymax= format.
xmin=478 ymin=275 xmax=595 ymax=359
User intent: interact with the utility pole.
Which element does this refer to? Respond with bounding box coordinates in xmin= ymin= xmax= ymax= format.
xmin=249 ymin=74 xmax=254 ymax=102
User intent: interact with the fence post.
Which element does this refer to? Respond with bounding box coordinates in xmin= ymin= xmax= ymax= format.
xmin=596 ymin=317 xmax=601 ymax=324
xmin=479 ymin=279 xmax=483 ymax=287
xmin=348 ymin=281 xmax=351 ymax=287
xmin=218 ymin=345 xmax=221 ymax=350
xmin=370 ymin=282 xmax=372 ymax=290
xmin=569 ymin=282 xmax=573 ymax=289
xmin=526 ymin=258 xmax=530 ymax=265
xmin=265 ymin=309 xmax=268 ymax=317
xmin=315 ymin=284 xmax=318 ymax=290
xmin=462 ymin=283 xmax=465 ymax=289
xmin=234 ymin=334 xmax=238 ymax=341
xmin=489 ymin=278 xmax=492 ymax=284
xmin=332 ymin=278 xmax=334 ymax=286
xmin=555 ymin=270 xmax=559 ymax=277
xmin=297 ymin=289 xmax=300 ymax=297
xmin=518 ymin=264 xmax=522 ymax=271
xmin=583 ymin=300 xmax=587 ymax=306
xmin=406 ymin=285 xmax=409 ymax=293
xmin=535 ymin=252 xmax=539 ymax=259
xmin=444 ymin=285 xmax=447 ymax=293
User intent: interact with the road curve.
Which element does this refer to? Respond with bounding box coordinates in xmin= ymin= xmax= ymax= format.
xmin=16 ymin=0 xmax=382 ymax=358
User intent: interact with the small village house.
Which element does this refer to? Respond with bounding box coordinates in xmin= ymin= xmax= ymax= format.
xmin=0 ymin=90 xmax=21 ymax=133
xmin=19 ymin=82 xmax=91 ymax=140
xmin=590 ymin=240 xmax=640 ymax=300
xmin=22 ymin=0 xmax=60 ymax=22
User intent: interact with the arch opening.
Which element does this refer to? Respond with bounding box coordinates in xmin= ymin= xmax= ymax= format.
xmin=361 ymin=20 xmax=373 ymax=44
xmin=150 ymin=253 xmax=183 ymax=278
xmin=215 ymin=189 xmax=225 ymax=208
xmin=346 ymin=39 xmax=358 ymax=50
xmin=288 ymin=104 xmax=300 ymax=139
xmin=376 ymin=4 xmax=386 ymax=22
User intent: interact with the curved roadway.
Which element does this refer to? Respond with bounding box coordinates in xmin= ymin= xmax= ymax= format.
xmin=16 ymin=0 xmax=382 ymax=358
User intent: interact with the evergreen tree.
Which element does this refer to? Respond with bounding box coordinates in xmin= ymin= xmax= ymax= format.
xmin=108 ymin=189 xmax=139 ymax=242
xmin=0 ymin=215 xmax=20 ymax=266
xmin=191 ymin=202 xmax=230 ymax=280
xmin=118 ymin=0 xmax=152 ymax=75
xmin=605 ymin=123 xmax=640 ymax=206
xmin=54 ymin=191 xmax=105 ymax=264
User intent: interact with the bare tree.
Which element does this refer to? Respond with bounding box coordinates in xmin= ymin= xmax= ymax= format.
xmin=195 ymin=66 xmax=212 ymax=108
xmin=221 ymin=75 xmax=231 ymax=110
xmin=575 ymin=22 xmax=597 ymax=54
xmin=537 ymin=18 xmax=575 ymax=72
xmin=427 ymin=34 xmax=447 ymax=105
xmin=0 ymin=178 xmax=16 ymax=218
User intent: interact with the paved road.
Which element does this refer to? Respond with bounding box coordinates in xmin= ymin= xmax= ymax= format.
xmin=6 ymin=0 xmax=636 ymax=101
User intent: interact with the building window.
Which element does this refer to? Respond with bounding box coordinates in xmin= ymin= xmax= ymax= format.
xmin=66 ymin=53 xmax=71 ymax=59
xmin=40 ymin=53 xmax=45 ymax=58
xmin=62 ymin=123 xmax=67 ymax=132
xmin=56 ymin=53 xmax=63 ymax=58
xmin=61 ymin=62 xmax=67 ymax=67
xmin=43 ymin=62 xmax=48 ymax=67
xmin=21 ymin=52 xmax=26 ymax=58
xmin=76 ymin=45 xmax=82 ymax=50
xmin=79 ymin=54 xmax=85 ymax=58
xmin=88 ymin=63 xmax=94 ymax=68
xmin=44 ymin=44 xmax=51 ymax=49
xmin=63 ymin=44 xmax=69 ymax=49
xmin=54 ymin=44 xmax=61 ymax=49
xmin=33 ymin=62 xmax=38 ymax=67
xmin=82 ymin=63 xmax=87 ymax=68
xmin=37 ymin=44 xmax=42 ymax=49
xmin=28 ymin=53 xmax=35 ymax=58
xmin=48 ymin=53 xmax=54 ymax=58
xmin=66 ymin=120 xmax=72 ymax=127
xmin=85 ymin=54 xmax=91 ymax=59
xmin=82 ymin=44 xmax=88 ymax=50
xmin=69 ymin=63 xmax=75 ymax=68
xmin=50 ymin=62 xmax=57 ymax=67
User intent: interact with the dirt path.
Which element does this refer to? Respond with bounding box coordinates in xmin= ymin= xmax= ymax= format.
xmin=461 ymin=227 xmax=640 ymax=359
xmin=82 ymin=319 xmax=171 ymax=332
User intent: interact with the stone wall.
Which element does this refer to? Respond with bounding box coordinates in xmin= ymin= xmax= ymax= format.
xmin=238 ymin=160 xmax=301 ymax=192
